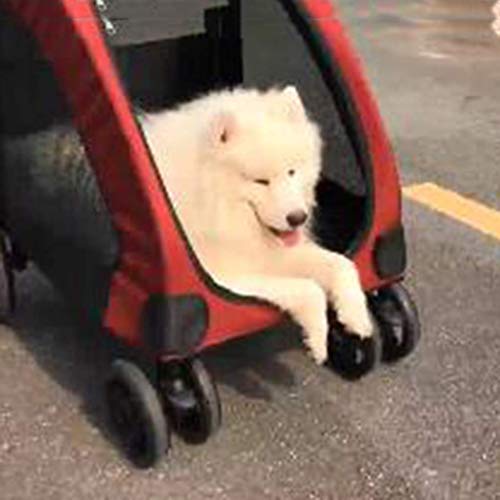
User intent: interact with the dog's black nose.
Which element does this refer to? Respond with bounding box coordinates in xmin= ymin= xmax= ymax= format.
xmin=286 ymin=210 xmax=308 ymax=228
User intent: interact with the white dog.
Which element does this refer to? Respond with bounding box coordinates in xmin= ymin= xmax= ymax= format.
xmin=141 ymin=87 xmax=373 ymax=363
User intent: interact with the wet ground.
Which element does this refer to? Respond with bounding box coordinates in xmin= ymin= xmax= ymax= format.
xmin=336 ymin=0 xmax=500 ymax=210
xmin=346 ymin=0 xmax=500 ymax=58
xmin=1 ymin=1 xmax=500 ymax=499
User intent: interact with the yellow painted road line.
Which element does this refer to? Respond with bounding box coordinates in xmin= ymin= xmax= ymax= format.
xmin=403 ymin=182 xmax=500 ymax=241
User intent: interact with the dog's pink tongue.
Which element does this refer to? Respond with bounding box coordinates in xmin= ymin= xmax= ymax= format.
xmin=279 ymin=230 xmax=301 ymax=247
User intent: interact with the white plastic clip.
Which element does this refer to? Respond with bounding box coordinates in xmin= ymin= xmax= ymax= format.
xmin=102 ymin=15 xmax=117 ymax=36
xmin=95 ymin=0 xmax=107 ymax=12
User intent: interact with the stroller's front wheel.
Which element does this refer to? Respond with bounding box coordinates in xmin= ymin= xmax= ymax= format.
xmin=326 ymin=323 xmax=380 ymax=380
xmin=106 ymin=359 xmax=170 ymax=468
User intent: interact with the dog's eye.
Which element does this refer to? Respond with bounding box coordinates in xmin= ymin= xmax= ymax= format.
xmin=254 ymin=178 xmax=270 ymax=186
xmin=288 ymin=169 xmax=296 ymax=177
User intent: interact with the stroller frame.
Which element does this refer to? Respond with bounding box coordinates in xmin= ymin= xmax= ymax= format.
xmin=1 ymin=0 xmax=420 ymax=467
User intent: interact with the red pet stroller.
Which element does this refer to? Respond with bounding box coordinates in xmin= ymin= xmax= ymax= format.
xmin=0 ymin=0 xmax=420 ymax=467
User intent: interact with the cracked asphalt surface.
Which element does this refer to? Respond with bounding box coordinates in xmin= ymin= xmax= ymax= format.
xmin=1 ymin=1 xmax=499 ymax=499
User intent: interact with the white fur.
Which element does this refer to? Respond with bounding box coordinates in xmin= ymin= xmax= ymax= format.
xmin=493 ymin=1 xmax=500 ymax=37
xmin=141 ymin=87 xmax=373 ymax=364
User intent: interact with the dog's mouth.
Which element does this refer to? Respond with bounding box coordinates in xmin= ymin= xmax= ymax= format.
xmin=267 ymin=226 xmax=302 ymax=247
xmin=248 ymin=202 xmax=303 ymax=247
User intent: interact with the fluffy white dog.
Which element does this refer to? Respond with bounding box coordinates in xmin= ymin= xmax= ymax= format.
xmin=141 ymin=87 xmax=373 ymax=363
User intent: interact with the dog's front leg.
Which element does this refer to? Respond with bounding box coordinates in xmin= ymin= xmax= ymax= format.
xmin=218 ymin=274 xmax=329 ymax=364
xmin=285 ymin=243 xmax=373 ymax=339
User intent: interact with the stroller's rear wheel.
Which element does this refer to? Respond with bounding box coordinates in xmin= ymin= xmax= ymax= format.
xmin=160 ymin=357 xmax=221 ymax=444
xmin=369 ymin=282 xmax=421 ymax=362
xmin=106 ymin=359 xmax=170 ymax=468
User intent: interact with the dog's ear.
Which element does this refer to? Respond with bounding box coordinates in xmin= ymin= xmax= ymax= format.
xmin=281 ymin=85 xmax=306 ymax=122
xmin=208 ymin=111 xmax=238 ymax=147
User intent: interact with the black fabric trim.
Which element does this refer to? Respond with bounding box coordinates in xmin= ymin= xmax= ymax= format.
xmin=142 ymin=294 xmax=209 ymax=356
xmin=374 ymin=226 xmax=406 ymax=279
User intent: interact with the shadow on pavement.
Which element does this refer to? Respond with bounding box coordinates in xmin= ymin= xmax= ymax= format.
xmin=1 ymin=266 xmax=301 ymax=445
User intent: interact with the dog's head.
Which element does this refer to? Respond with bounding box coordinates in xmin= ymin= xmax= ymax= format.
xmin=203 ymin=86 xmax=322 ymax=247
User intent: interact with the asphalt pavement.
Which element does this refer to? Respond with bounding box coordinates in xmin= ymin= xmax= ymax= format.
xmin=1 ymin=1 xmax=499 ymax=499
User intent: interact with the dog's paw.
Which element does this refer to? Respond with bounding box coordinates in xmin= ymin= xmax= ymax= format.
xmin=305 ymin=334 xmax=328 ymax=365
xmin=337 ymin=303 xmax=374 ymax=339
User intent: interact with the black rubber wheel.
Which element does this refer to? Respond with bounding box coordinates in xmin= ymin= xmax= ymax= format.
xmin=106 ymin=360 xmax=169 ymax=468
xmin=327 ymin=322 xmax=380 ymax=380
xmin=369 ymin=282 xmax=421 ymax=362
xmin=160 ymin=358 xmax=221 ymax=444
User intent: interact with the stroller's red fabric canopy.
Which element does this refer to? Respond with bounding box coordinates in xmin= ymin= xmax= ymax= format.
xmin=3 ymin=0 xmax=400 ymax=352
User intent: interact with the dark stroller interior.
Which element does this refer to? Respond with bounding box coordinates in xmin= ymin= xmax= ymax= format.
xmin=0 ymin=0 xmax=369 ymax=317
